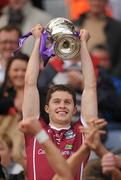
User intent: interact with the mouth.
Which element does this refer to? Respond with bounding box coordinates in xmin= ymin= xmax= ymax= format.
xmin=56 ymin=110 xmax=68 ymax=116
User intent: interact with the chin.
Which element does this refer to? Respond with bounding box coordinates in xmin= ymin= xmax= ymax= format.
xmin=59 ymin=118 xmax=71 ymax=124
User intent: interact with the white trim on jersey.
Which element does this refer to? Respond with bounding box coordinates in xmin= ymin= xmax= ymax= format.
xmin=80 ymin=116 xmax=88 ymax=179
xmin=80 ymin=116 xmax=88 ymax=128
xmin=49 ymin=124 xmax=71 ymax=131
xmin=33 ymin=138 xmax=36 ymax=180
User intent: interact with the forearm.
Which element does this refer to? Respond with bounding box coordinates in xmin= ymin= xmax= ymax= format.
xmin=95 ymin=144 xmax=109 ymax=158
xmin=67 ymin=144 xmax=90 ymax=176
xmin=22 ymin=35 xmax=42 ymax=118
xmin=80 ymin=40 xmax=97 ymax=121
xmin=80 ymin=41 xmax=96 ymax=89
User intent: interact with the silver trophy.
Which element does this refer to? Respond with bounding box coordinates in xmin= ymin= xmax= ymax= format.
xmin=46 ymin=17 xmax=80 ymax=60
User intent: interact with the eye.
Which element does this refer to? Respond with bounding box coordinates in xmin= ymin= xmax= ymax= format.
xmin=65 ymin=100 xmax=71 ymax=105
xmin=53 ymin=99 xmax=60 ymax=104
xmin=13 ymin=68 xmax=19 ymax=72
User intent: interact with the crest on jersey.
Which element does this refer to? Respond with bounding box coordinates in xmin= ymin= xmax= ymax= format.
xmin=65 ymin=144 xmax=73 ymax=150
xmin=64 ymin=130 xmax=76 ymax=139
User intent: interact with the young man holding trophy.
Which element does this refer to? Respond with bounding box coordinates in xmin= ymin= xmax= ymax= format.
xmin=19 ymin=18 xmax=98 ymax=180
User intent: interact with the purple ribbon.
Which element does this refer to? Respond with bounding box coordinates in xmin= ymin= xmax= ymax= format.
xmin=14 ymin=31 xmax=32 ymax=52
xmin=14 ymin=30 xmax=55 ymax=66
xmin=15 ymin=30 xmax=80 ymax=66
xmin=39 ymin=30 xmax=55 ymax=66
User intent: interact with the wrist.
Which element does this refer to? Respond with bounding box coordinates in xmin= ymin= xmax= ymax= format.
xmin=35 ymin=38 xmax=41 ymax=43
xmin=83 ymin=143 xmax=90 ymax=151
xmin=35 ymin=130 xmax=49 ymax=144
xmin=80 ymin=40 xmax=87 ymax=46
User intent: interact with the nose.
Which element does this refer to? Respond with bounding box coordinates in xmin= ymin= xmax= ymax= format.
xmin=17 ymin=70 xmax=25 ymax=77
xmin=5 ymin=42 xmax=12 ymax=49
xmin=59 ymin=101 xmax=66 ymax=108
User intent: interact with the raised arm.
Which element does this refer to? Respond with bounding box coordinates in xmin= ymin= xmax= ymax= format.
xmin=19 ymin=118 xmax=74 ymax=180
xmin=22 ymin=24 xmax=44 ymax=119
xmin=80 ymin=29 xmax=98 ymax=123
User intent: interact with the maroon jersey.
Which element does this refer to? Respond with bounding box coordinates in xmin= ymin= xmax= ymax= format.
xmin=25 ymin=117 xmax=88 ymax=180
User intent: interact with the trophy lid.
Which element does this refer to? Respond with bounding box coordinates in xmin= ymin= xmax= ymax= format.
xmin=46 ymin=17 xmax=75 ymax=37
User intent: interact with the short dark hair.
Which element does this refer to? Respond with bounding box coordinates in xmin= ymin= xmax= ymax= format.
xmin=0 ymin=24 xmax=22 ymax=37
xmin=46 ymin=84 xmax=76 ymax=106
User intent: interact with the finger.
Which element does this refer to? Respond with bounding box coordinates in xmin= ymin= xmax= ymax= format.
xmin=99 ymin=130 xmax=106 ymax=135
xmin=94 ymin=120 xmax=107 ymax=127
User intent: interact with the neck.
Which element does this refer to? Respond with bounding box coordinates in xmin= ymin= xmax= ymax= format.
xmin=49 ymin=121 xmax=71 ymax=129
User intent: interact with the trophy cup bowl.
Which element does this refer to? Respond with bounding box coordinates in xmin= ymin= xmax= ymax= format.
xmin=46 ymin=17 xmax=80 ymax=60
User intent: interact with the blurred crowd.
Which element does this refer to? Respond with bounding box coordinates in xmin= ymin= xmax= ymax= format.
xmin=0 ymin=0 xmax=121 ymax=179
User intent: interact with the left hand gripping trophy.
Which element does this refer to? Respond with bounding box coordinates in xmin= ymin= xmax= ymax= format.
xmin=15 ymin=17 xmax=80 ymax=66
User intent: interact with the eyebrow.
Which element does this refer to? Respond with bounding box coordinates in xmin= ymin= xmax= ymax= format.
xmin=52 ymin=98 xmax=73 ymax=102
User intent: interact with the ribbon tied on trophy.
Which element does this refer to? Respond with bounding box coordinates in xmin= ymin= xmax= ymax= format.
xmin=15 ymin=17 xmax=80 ymax=66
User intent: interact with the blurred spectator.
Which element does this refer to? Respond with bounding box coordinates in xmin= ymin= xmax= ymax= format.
xmin=97 ymin=67 xmax=121 ymax=121
xmin=0 ymin=133 xmax=25 ymax=180
xmin=0 ymin=0 xmax=52 ymax=55
xmin=0 ymin=52 xmax=29 ymax=115
xmin=73 ymin=0 xmax=121 ymax=78
xmin=0 ymin=25 xmax=21 ymax=86
xmin=0 ymin=53 xmax=28 ymax=173
xmin=64 ymin=0 xmax=111 ymax=21
xmin=90 ymin=44 xmax=121 ymax=123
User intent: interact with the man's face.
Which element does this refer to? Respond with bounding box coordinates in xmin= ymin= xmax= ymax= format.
xmin=89 ymin=0 xmax=107 ymax=15
xmin=0 ymin=30 xmax=19 ymax=60
xmin=45 ymin=91 xmax=77 ymax=127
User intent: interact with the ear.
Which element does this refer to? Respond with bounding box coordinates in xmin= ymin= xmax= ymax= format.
xmin=73 ymin=106 xmax=77 ymax=115
xmin=45 ymin=105 xmax=49 ymax=114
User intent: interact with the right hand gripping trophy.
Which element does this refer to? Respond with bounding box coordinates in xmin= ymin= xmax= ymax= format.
xmin=46 ymin=17 xmax=80 ymax=60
